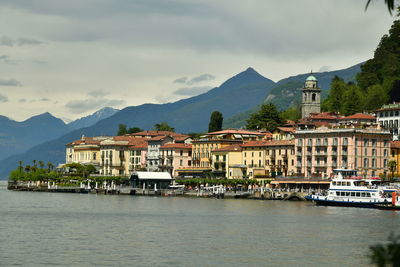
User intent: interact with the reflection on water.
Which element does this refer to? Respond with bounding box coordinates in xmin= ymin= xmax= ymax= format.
xmin=0 ymin=180 xmax=399 ymax=267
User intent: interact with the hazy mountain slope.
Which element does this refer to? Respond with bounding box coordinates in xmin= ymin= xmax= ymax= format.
xmin=0 ymin=68 xmax=276 ymax=178
xmin=68 ymin=107 xmax=119 ymax=130
xmin=0 ymin=113 xmax=71 ymax=161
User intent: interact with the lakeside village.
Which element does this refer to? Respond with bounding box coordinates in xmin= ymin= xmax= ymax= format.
xmin=8 ymin=75 xmax=400 ymax=200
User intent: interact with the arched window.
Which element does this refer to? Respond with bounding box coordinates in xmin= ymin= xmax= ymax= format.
xmin=312 ymin=93 xmax=316 ymax=101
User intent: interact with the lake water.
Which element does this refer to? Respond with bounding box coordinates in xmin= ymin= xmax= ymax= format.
xmin=0 ymin=181 xmax=399 ymax=267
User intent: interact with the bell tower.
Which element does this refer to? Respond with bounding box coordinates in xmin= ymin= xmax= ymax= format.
xmin=301 ymin=74 xmax=321 ymax=118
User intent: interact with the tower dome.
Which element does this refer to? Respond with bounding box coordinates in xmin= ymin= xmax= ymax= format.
xmin=306 ymin=75 xmax=317 ymax=81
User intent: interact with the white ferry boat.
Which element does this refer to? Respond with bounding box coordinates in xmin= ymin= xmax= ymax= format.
xmin=305 ymin=169 xmax=398 ymax=208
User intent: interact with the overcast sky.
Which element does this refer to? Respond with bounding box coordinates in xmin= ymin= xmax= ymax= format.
xmin=0 ymin=0 xmax=395 ymax=122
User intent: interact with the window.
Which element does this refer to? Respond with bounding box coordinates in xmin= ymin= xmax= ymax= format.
xmin=364 ymin=139 xmax=368 ymax=146
xmin=343 ymin=138 xmax=348 ymax=146
xmin=372 ymin=139 xmax=377 ymax=147
xmin=364 ymin=158 xmax=369 ymax=168
xmin=312 ymin=93 xmax=316 ymax=101
xmin=259 ymin=151 xmax=261 ymax=157
xmin=180 ymin=150 xmax=183 ymax=156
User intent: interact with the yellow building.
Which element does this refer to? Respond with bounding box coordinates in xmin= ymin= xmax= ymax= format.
xmin=211 ymin=144 xmax=244 ymax=179
xmin=272 ymin=127 xmax=295 ymax=140
xmin=390 ymin=141 xmax=400 ymax=176
xmin=66 ymin=136 xmax=108 ymax=167
xmin=241 ymin=140 xmax=295 ymax=178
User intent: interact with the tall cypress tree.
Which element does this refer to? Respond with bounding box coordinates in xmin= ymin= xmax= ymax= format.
xmin=208 ymin=111 xmax=223 ymax=132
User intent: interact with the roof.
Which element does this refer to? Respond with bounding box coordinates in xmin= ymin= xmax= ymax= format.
xmin=341 ymin=113 xmax=376 ymax=120
xmin=147 ymin=135 xmax=173 ymax=141
xmin=308 ymin=112 xmax=341 ymax=120
xmin=160 ymin=143 xmax=192 ymax=149
xmin=131 ymin=171 xmax=172 ymax=180
xmin=66 ymin=136 xmax=105 ymax=146
xmin=129 ymin=131 xmax=188 ymax=138
xmin=390 ymin=141 xmax=400 ymax=149
xmin=241 ymin=140 xmax=294 ymax=147
xmin=306 ymin=75 xmax=317 ymax=81
xmin=276 ymin=127 xmax=295 ymax=133
xmin=212 ymin=144 xmax=243 ymax=152
xmin=206 ymin=129 xmax=264 ymax=135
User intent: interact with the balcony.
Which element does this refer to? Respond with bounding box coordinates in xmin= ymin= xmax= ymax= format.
xmin=342 ymin=151 xmax=348 ymax=156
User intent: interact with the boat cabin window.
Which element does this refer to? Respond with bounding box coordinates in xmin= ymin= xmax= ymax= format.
xmin=351 ymin=192 xmax=355 ymax=197
xmin=345 ymin=192 xmax=350 ymax=196
xmin=332 ymin=181 xmax=336 ymax=186
xmin=347 ymin=182 xmax=351 ymax=186
xmin=361 ymin=192 xmax=366 ymax=197
xmin=356 ymin=192 xmax=361 ymax=197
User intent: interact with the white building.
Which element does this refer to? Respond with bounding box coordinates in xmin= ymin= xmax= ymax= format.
xmin=376 ymin=103 xmax=400 ymax=140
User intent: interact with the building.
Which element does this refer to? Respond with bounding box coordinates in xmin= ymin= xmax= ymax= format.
xmin=272 ymin=127 xmax=295 ymax=140
xmin=146 ymin=135 xmax=174 ymax=172
xmin=160 ymin=143 xmax=192 ymax=177
xmin=301 ymin=74 xmax=321 ymax=118
xmin=339 ymin=113 xmax=376 ymax=125
xmin=295 ymin=126 xmax=391 ymax=178
xmin=211 ymin=144 xmax=244 ymax=179
xmin=376 ymin=103 xmax=400 ymax=140
xmin=66 ymin=136 xmax=109 ymax=168
xmin=241 ymin=140 xmax=295 ymax=178
xmin=390 ymin=141 xmax=400 ymax=176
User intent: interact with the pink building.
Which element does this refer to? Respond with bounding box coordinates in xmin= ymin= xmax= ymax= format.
xmin=160 ymin=143 xmax=192 ymax=177
xmin=294 ymin=126 xmax=391 ymax=178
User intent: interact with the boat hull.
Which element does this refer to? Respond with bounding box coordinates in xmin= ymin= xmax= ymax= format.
xmin=305 ymin=195 xmax=388 ymax=208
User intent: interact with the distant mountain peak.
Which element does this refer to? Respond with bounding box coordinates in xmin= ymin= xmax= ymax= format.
xmin=68 ymin=107 xmax=119 ymax=130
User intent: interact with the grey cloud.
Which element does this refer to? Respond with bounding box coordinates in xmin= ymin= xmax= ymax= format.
xmin=173 ymin=74 xmax=215 ymax=86
xmin=0 ymin=94 xmax=8 ymax=103
xmin=188 ymin=74 xmax=215 ymax=85
xmin=88 ymin=90 xmax=108 ymax=98
xmin=0 ymin=36 xmax=14 ymax=46
xmin=173 ymin=77 xmax=187 ymax=84
xmin=39 ymin=98 xmax=50 ymax=102
xmin=0 ymin=55 xmax=11 ymax=64
xmin=0 ymin=35 xmax=43 ymax=46
xmin=318 ymin=66 xmax=332 ymax=72
xmin=65 ymin=97 xmax=125 ymax=114
xmin=0 ymin=79 xmax=22 ymax=86
xmin=17 ymin=37 xmax=43 ymax=46
xmin=18 ymin=98 xmax=27 ymax=103
xmin=173 ymin=86 xmax=212 ymax=96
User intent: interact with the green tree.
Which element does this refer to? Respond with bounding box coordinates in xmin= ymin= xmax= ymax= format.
xmin=341 ymin=84 xmax=364 ymax=116
xmin=326 ymin=76 xmax=347 ymax=112
xmin=280 ymin=105 xmax=301 ymax=121
xmin=154 ymin=122 xmax=175 ymax=132
xmin=369 ymin=233 xmax=400 ymax=267
xmin=388 ymin=160 xmax=397 ymax=182
xmin=208 ymin=111 xmax=223 ymax=132
xmin=364 ymin=84 xmax=388 ymax=111
xmin=127 ymin=127 xmax=143 ymax=134
xmin=38 ymin=160 xmax=45 ymax=169
xmin=117 ymin=124 xmax=128 ymax=135
xmin=246 ymin=103 xmax=284 ymax=132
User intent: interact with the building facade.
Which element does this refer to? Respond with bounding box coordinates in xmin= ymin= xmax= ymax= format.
xmin=160 ymin=143 xmax=192 ymax=177
xmin=211 ymin=144 xmax=244 ymax=179
xmin=295 ymin=126 xmax=391 ymax=178
xmin=376 ymin=103 xmax=400 ymax=140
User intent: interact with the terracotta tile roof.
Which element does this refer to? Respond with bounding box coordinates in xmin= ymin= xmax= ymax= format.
xmin=276 ymin=127 xmax=295 ymax=133
xmin=242 ymin=140 xmax=294 ymax=147
xmin=308 ymin=112 xmax=341 ymax=120
xmin=212 ymin=144 xmax=243 ymax=152
xmin=206 ymin=129 xmax=264 ymax=135
xmin=160 ymin=143 xmax=192 ymax=149
xmin=241 ymin=140 xmax=269 ymax=147
xmin=129 ymin=131 xmax=188 ymax=137
xmin=67 ymin=137 xmax=103 ymax=146
xmin=174 ymin=136 xmax=191 ymax=142
xmin=390 ymin=141 xmax=400 ymax=149
xmin=341 ymin=113 xmax=376 ymax=120
xmin=148 ymin=135 xmax=172 ymax=141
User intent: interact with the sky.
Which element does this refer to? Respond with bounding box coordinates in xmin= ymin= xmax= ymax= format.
xmin=0 ymin=0 xmax=396 ymax=122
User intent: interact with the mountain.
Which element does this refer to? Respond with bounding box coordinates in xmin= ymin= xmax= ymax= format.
xmin=223 ymin=63 xmax=362 ymax=129
xmin=0 ymin=67 xmax=276 ymax=178
xmin=68 ymin=107 xmax=119 ymax=130
xmin=0 ymin=113 xmax=71 ymax=161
